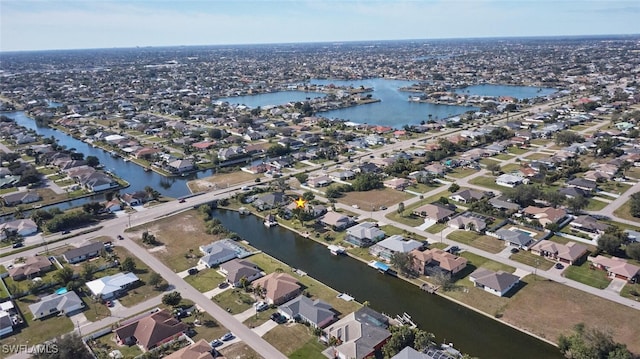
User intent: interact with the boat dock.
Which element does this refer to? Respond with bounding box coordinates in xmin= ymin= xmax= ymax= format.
xmin=328 ymin=244 xmax=346 ymax=255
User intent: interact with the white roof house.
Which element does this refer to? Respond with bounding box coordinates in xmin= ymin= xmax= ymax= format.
xmin=86 ymin=272 xmax=139 ymax=299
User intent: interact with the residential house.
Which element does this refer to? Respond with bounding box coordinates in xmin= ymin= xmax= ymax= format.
xmin=253 ymin=192 xmax=288 ymax=211
xmin=570 ymin=215 xmax=609 ymax=236
xmin=583 ymin=170 xmax=612 ymax=182
xmin=307 ymin=175 xmax=333 ymax=188
xmin=166 ymin=159 xmax=194 ymax=174
xmin=489 ymin=197 xmax=520 ymax=212
xmin=63 ymin=242 xmax=104 ymax=264
xmin=383 ymin=177 xmax=411 ymax=190
xmin=412 ymin=204 xmax=455 ymax=223
xmin=252 ymin=272 xmax=301 ymax=305
xmin=530 ymin=240 xmax=588 ymax=265
xmin=104 ymin=199 xmax=122 ymax=212
xmin=412 ymin=248 xmax=468 ymax=276
xmin=121 ymin=191 xmax=150 ymax=206
xmin=325 ymin=307 xmax=391 ymax=359
xmin=567 ymin=178 xmax=597 ymax=192
xmin=28 ymin=291 xmax=85 ymax=320
xmin=278 ymin=295 xmax=335 ymax=328
xmin=369 ymin=235 xmax=422 ymax=261
xmin=495 ymin=174 xmax=524 ymax=188
xmin=449 ymin=189 xmax=485 ymax=204
xmin=391 ymin=347 xmax=459 ymax=359
xmin=356 ymin=162 xmax=382 ymax=174
xmin=344 ymin=222 xmax=386 ymax=247
xmin=85 ymin=272 xmax=140 ymax=299
xmin=329 ymin=170 xmax=356 ymax=181
xmin=494 ymin=229 xmax=533 ymax=249
xmin=0 ymin=301 xmax=21 ymax=337
xmin=424 ymin=163 xmax=447 ymax=176
xmin=219 ymin=259 xmax=263 ymax=287
xmin=115 ymin=309 xmax=189 ymax=351
xmin=469 ymin=268 xmax=520 ymax=297
xmin=559 ymin=187 xmax=589 ymax=199
xmin=2 ymin=190 xmax=41 ymax=206
xmin=198 ymin=241 xmax=238 ymax=268
xmin=320 ymin=212 xmax=354 ymax=231
xmin=447 ymin=213 xmax=487 ymax=232
xmin=523 ymin=206 xmax=567 ymax=227
xmin=0 ymin=219 xmax=38 ymax=239
xmin=164 ymin=339 xmax=213 ymax=359
xmin=589 ymin=256 xmax=640 ymax=283
xmin=8 ymin=256 xmax=53 ymax=280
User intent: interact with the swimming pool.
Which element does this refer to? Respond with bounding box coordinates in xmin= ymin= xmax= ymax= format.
xmin=509 ymin=227 xmax=536 ymax=237
xmin=55 ymin=287 xmax=68 ymax=295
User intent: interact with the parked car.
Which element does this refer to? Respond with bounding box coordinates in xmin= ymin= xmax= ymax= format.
xmin=555 ymin=263 xmax=565 ymax=270
xmin=210 ymin=339 xmax=223 ymax=348
xmin=117 ymin=235 xmax=124 ymax=240
xmin=254 ymin=301 xmax=269 ymax=312
xmin=179 ymin=198 xmax=186 ymax=203
xmin=220 ymin=332 xmax=234 ymax=341
xmin=12 ymin=242 xmax=23 ymax=248
xmin=218 ymin=282 xmax=229 ymax=289
xmin=270 ymin=312 xmax=286 ymax=324
xmin=62 ymin=230 xmax=70 ymax=234
xmin=379 ymin=206 xmax=387 ymax=210
xmin=510 ymin=248 xmax=519 ymax=254
xmin=188 ymin=268 xmax=199 ymax=275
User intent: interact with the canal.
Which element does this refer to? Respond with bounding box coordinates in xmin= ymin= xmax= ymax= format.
xmin=212 ymin=209 xmax=562 ymax=359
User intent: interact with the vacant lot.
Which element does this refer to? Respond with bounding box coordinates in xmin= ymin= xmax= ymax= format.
xmin=184 ymin=268 xmax=226 ymax=293
xmin=128 ymin=209 xmax=227 ymax=272
xmin=459 ymin=251 xmax=516 ymax=274
xmin=262 ymin=323 xmax=318 ymax=356
xmin=468 ymin=176 xmax=507 ymax=193
xmin=338 ymin=188 xmax=413 ymax=210
xmin=182 ymin=310 xmax=228 ymax=343
xmin=613 ymin=199 xmax=638 ymax=222
xmin=188 ymin=171 xmax=259 ymax=192
xmin=509 ymin=251 xmax=555 ymax=271
xmin=500 ymin=277 xmax=640 ymax=352
xmin=212 ymin=288 xmax=256 ymax=314
xmin=220 ymin=342 xmax=264 ymax=359
xmin=447 ymin=230 xmax=506 ymax=253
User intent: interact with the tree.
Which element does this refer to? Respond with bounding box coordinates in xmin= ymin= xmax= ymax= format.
xmin=546 ymin=191 xmax=566 ymax=208
xmin=597 ymin=234 xmax=624 ymax=255
xmin=86 ymin=155 xmax=100 ymax=168
xmin=558 ymin=323 xmax=632 ymax=359
xmin=82 ymin=262 xmax=97 ymax=281
xmin=567 ymin=196 xmax=589 ymax=214
xmin=448 ymin=183 xmax=460 ymax=193
xmin=294 ymin=173 xmax=308 ymax=184
xmin=55 ymin=266 xmax=75 ymax=286
xmin=486 ymin=163 xmax=502 ymax=175
xmin=144 ymin=186 xmax=161 ymax=201
xmin=82 ymin=201 xmax=105 ymax=216
xmin=382 ymin=326 xmax=416 ymax=358
xmin=397 ymin=202 xmax=405 ymax=214
xmin=148 ymin=272 xmax=163 ymax=289
xmin=554 ymin=131 xmax=584 ymax=146
xmin=162 ymin=291 xmax=182 ymax=307
xmin=351 ymin=172 xmax=383 ymax=191
xmin=121 ymin=257 xmax=136 ymax=272
xmin=390 ymin=252 xmax=416 ymax=278
xmin=414 ymin=330 xmax=436 ymax=351
xmin=625 ymin=242 xmax=640 ymax=261
xmin=302 ymin=191 xmax=315 ymax=201
xmin=33 ymin=333 xmax=93 ymax=359
xmin=629 ymin=192 xmax=640 ymax=218
xmin=507 ymin=185 xmax=541 ymax=207
xmin=325 ymin=187 xmax=341 ymax=198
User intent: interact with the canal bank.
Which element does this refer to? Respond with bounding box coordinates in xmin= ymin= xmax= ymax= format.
xmin=211 ymin=208 xmax=561 ymax=359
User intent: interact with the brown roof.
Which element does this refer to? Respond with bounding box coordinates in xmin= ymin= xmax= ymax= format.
xmin=115 ymin=309 xmax=188 ymax=350
xmin=252 ymin=272 xmax=300 ymax=303
xmin=8 ymin=256 xmax=52 ymax=278
xmin=413 ymin=248 xmax=468 ymax=273
xmin=164 ymin=339 xmax=215 ymax=359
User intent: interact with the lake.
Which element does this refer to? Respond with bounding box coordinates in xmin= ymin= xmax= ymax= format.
xmin=455 ymin=84 xmax=557 ymax=100
xmin=215 ymin=90 xmax=325 ymax=108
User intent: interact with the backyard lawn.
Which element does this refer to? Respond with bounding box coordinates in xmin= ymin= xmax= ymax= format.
xmin=182 ymin=311 xmax=228 ymax=343
xmin=563 ymin=260 xmax=611 ymax=289
xmin=90 ymin=333 xmax=143 ymax=359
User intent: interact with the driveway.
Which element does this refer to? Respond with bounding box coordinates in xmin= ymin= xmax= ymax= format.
xmin=69 ymin=311 xmax=89 ymax=328
xmin=605 ymin=278 xmax=627 ymax=294
xmin=252 ymin=320 xmax=278 ymax=337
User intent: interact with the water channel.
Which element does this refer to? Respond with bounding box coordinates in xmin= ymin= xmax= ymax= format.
xmin=212 ymin=209 xmax=561 ymax=359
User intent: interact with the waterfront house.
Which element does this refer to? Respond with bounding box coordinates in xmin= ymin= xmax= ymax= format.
xmin=369 ymin=235 xmax=422 ymax=262
xmin=28 ymin=291 xmax=84 ymax=320
xmin=63 ymin=242 xmax=104 ymax=264
xmin=114 ymin=309 xmax=188 ymax=351
xmin=412 ymin=204 xmax=455 ymax=223
xmin=164 ymin=339 xmax=214 ymax=359
xmin=8 ymin=256 xmax=53 ymax=280
xmin=530 ymin=240 xmax=588 ymax=265
xmin=166 ymin=159 xmax=194 ymax=174
xmin=411 ymin=248 xmax=468 ymax=276
xmin=320 ymin=212 xmax=354 ymax=231
xmin=278 ymin=295 xmax=335 ymax=328
xmin=85 ymin=272 xmax=140 ymax=299
xmin=219 ymin=259 xmax=263 ymax=287
xmin=495 ymin=174 xmax=524 ymax=188
xmin=1 ymin=190 xmax=41 ymax=206
xmin=197 ymin=241 xmax=238 ymax=268
xmin=324 ymin=307 xmax=391 ymax=359
xmin=589 ymin=256 xmax=640 ymax=283
xmin=469 ymin=268 xmax=520 ymax=297
xmin=253 ymin=192 xmax=288 ymax=211
xmin=345 ymin=222 xmax=386 ymax=247
xmin=252 ymin=272 xmax=301 ymax=305
xmin=0 ymin=218 xmax=38 ymax=239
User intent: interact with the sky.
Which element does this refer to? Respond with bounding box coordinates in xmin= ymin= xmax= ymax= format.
xmin=1 ymin=0 xmax=639 ymax=52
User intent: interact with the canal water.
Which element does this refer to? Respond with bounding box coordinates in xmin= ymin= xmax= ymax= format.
xmin=455 ymin=84 xmax=557 ymax=100
xmin=216 ymin=90 xmax=325 ymax=108
xmin=212 ymin=209 xmax=561 ymax=359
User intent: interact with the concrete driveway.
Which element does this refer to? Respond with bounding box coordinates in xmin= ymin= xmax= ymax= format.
xmin=605 ymin=278 xmax=627 ymax=294
xmin=252 ymin=320 xmax=278 ymax=337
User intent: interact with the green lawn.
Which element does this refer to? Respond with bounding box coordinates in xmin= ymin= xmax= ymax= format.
xmin=509 ymin=251 xmax=555 ymax=271
xmin=212 ymin=288 xmax=256 ymax=314
xmin=446 ymin=230 xmax=505 ymax=253
xmin=586 ymin=198 xmax=609 ymax=211
xmin=80 ymin=293 xmax=112 ymax=322
xmin=468 ymin=176 xmax=507 ymax=192
xmin=0 ymin=295 xmax=74 ymax=347
xmin=91 ymin=333 xmax=143 ymax=359
xmin=597 ymin=181 xmax=632 ymax=195
xmin=407 ymin=182 xmax=444 ymax=194
xmin=524 ymin=153 xmax=549 ymax=161
xmin=183 ymin=311 xmax=228 ymax=342
xmin=262 ymin=323 xmax=317 ymax=356
xmin=620 ymin=282 xmax=640 ymax=300
xmin=289 ymin=338 xmax=327 ymax=359
xmin=494 ymin=153 xmax=514 ymax=161
xmin=110 ymin=247 xmax=163 ymax=307
xmin=379 ymin=225 xmax=427 ymax=242
xmin=184 ymin=268 xmax=226 ymax=293
xmin=425 ymin=223 xmax=448 ymax=234
xmin=613 ymin=200 xmax=639 ymax=223
xmin=447 ymin=167 xmax=477 ymax=179
xmin=459 ymin=251 xmax=516 ymax=274
xmin=480 ymin=158 xmax=501 ymax=167
xmin=507 ymin=147 xmax=529 ymax=155
xmin=243 ymin=306 xmax=278 ymax=328
xmin=563 ymin=261 xmax=611 ymax=289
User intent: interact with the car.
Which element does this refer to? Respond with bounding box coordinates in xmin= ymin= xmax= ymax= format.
xmin=241 ymin=186 xmax=250 ymax=191
xmin=117 ymin=235 xmax=124 ymax=240
xmin=270 ymin=312 xmax=286 ymax=323
xmin=188 ymin=268 xmax=199 ymax=275
xmin=62 ymin=230 xmax=70 ymax=234
xmin=220 ymin=332 xmax=234 ymax=341
xmin=254 ymin=301 xmax=269 ymax=312
xmin=555 ymin=263 xmax=565 ymax=270
xmin=105 ymin=301 xmax=113 ymax=307
xmin=179 ymin=199 xmax=186 ymax=203
xmin=218 ymin=282 xmax=229 ymax=289
xmin=510 ymin=247 xmax=519 ymax=254
xmin=210 ymin=339 xmax=223 ymax=348
xmin=12 ymin=242 xmax=23 ymax=248
xmin=379 ymin=206 xmax=387 ymax=210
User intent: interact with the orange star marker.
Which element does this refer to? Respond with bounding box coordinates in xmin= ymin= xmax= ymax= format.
xmin=295 ymin=197 xmax=307 ymax=208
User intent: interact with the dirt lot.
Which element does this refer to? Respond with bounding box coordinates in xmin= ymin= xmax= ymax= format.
xmin=338 ymin=188 xmax=413 ymax=210
xmin=219 ymin=342 xmax=264 ymax=359
xmin=127 ymin=209 xmax=226 ymax=271
xmin=187 ymin=171 xmax=258 ymax=192
xmin=500 ymin=277 xmax=640 ymax=352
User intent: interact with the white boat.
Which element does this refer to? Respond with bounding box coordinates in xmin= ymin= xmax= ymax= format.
xmin=264 ymin=214 xmax=278 ymax=227
xmin=327 ymin=245 xmax=346 ymax=255
xmin=238 ymin=207 xmax=250 ymax=215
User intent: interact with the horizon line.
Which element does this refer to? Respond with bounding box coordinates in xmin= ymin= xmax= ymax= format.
xmin=2 ymin=33 xmax=640 ymax=54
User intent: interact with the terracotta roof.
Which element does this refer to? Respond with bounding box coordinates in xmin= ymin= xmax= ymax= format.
xmin=252 ymin=272 xmax=300 ymax=304
xmin=164 ymin=339 xmax=215 ymax=359
xmin=115 ymin=309 xmax=188 ymax=350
